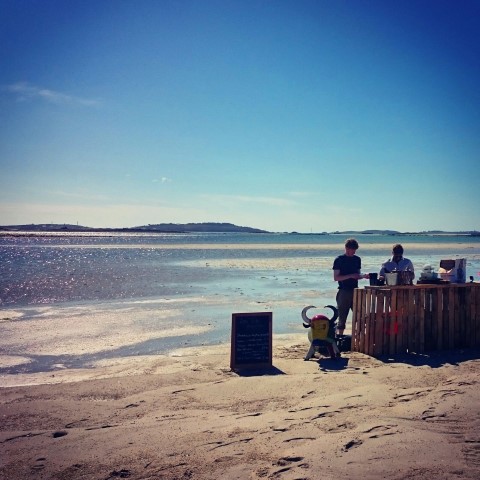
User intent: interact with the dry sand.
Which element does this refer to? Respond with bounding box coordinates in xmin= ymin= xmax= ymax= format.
xmin=1 ymin=334 xmax=480 ymax=480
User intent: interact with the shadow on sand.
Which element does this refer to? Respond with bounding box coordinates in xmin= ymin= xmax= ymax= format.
xmin=375 ymin=347 xmax=480 ymax=368
xmin=231 ymin=365 xmax=286 ymax=377
xmin=306 ymin=348 xmax=480 ymax=372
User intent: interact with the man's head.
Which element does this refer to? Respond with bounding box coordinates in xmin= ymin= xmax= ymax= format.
xmin=392 ymin=244 xmax=404 ymax=261
xmin=345 ymin=238 xmax=359 ymax=256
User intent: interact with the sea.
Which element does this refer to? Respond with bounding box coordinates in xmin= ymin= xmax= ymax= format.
xmin=1 ymin=232 xmax=480 ymax=374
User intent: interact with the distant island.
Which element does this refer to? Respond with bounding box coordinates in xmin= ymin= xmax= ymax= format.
xmin=0 ymin=222 xmax=269 ymax=234
xmin=332 ymin=230 xmax=480 ymax=236
xmin=0 ymin=223 xmax=479 ymax=236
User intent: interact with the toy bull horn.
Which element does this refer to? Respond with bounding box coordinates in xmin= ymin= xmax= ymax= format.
xmin=301 ymin=304 xmax=338 ymax=328
xmin=325 ymin=304 xmax=338 ymax=323
xmin=301 ymin=305 xmax=316 ymax=327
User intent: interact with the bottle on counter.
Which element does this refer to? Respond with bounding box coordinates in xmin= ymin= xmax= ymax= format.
xmin=407 ymin=268 xmax=413 ymax=285
xmin=457 ymin=265 xmax=464 ymax=283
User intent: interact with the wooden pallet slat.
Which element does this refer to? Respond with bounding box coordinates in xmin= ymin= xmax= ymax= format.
xmin=474 ymin=285 xmax=480 ymax=347
xmin=397 ymin=288 xmax=408 ymax=353
xmin=435 ymin=287 xmax=443 ymax=350
xmin=358 ymin=288 xmax=368 ymax=353
xmin=373 ymin=291 xmax=386 ymax=356
xmin=448 ymin=287 xmax=455 ymax=349
xmin=390 ymin=288 xmax=398 ymax=356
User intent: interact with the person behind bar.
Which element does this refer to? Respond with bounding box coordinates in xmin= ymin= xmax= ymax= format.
xmin=379 ymin=244 xmax=415 ymax=283
xmin=332 ymin=238 xmax=369 ymax=335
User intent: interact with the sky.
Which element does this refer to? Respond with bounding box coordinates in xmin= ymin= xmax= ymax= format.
xmin=1 ymin=0 xmax=479 ymax=233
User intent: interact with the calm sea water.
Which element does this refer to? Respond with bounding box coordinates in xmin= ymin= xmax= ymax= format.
xmin=2 ymin=232 xmax=479 ymax=305
xmin=1 ymin=232 xmax=479 ymax=369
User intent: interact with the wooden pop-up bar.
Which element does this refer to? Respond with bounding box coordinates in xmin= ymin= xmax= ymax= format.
xmin=352 ymin=283 xmax=480 ymax=357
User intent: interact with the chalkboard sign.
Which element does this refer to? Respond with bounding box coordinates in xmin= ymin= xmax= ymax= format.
xmin=230 ymin=312 xmax=272 ymax=370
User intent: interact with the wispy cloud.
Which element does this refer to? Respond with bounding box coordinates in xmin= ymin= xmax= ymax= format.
xmin=3 ymin=81 xmax=101 ymax=107
xmin=200 ymin=194 xmax=296 ymax=207
xmin=153 ymin=177 xmax=172 ymax=184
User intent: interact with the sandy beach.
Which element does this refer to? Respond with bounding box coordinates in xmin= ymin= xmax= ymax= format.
xmin=1 ymin=333 xmax=479 ymax=480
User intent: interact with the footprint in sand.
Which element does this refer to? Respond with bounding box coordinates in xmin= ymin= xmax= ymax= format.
xmin=463 ymin=436 xmax=480 ymax=468
xmin=342 ymin=424 xmax=398 ymax=453
xmin=362 ymin=424 xmax=398 ymax=439
xmin=257 ymin=455 xmax=308 ymax=478
xmin=328 ymin=421 xmax=356 ymax=433
xmin=310 ymin=409 xmax=341 ymax=420
xmin=343 ymin=439 xmax=363 ymax=451
xmin=421 ymin=406 xmax=447 ymax=422
xmin=301 ymin=390 xmax=316 ymax=398
xmin=393 ymin=389 xmax=432 ymax=402
xmin=31 ymin=458 xmax=46 ymax=472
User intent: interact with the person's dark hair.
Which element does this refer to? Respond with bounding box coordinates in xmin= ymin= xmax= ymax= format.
xmin=392 ymin=244 xmax=404 ymax=255
xmin=345 ymin=238 xmax=359 ymax=250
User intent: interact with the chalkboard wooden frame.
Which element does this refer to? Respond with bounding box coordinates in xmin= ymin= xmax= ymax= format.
xmin=230 ymin=312 xmax=273 ymax=370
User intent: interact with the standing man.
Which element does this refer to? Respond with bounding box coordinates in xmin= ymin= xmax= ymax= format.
xmin=332 ymin=238 xmax=369 ymax=335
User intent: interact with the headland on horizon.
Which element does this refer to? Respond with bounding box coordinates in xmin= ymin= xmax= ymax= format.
xmin=0 ymin=222 xmax=479 ymax=237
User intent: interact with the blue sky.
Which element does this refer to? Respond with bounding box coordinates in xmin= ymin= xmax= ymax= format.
xmin=1 ymin=0 xmax=479 ymax=232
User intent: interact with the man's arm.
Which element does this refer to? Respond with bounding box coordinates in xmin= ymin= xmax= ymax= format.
xmin=333 ymin=269 xmax=365 ymax=282
xmin=407 ymin=260 xmax=415 ymax=279
xmin=379 ymin=262 xmax=387 ymax=277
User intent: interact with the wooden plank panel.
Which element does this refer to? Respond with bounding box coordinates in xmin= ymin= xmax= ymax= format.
xmin=409 ymin=288 xmax=416 ymax=353
xmin=398 ymin=288 xmax=408 ymax=354
xmin=448 ymin=287 xmax=455 ymax=349
xmin=359 ymin=288 xmax=366 ymax=350
xmin=385 ymin=289 xmax=392 ymax=356
xmin=422 ymin=288 xmax=430 ymax=351
xmin=423 ymin=288 xmax=436 ymax=352
xmin=472 ymin=284 xmax=478 ymax=347
xmin=390 ymin=289 xmax=398 ymax=355
xmin=442 ymin=287 xmax=450 ymax=350
xmin=465 ymin=286 xmax=472 ymax=346
xmin=454 ymin=286 xmax=461 ymax=348
xmin=364 ymin=289 xmax=374 ymax=356
xmin=417 ymin=288 xmax=426 ymax=353
xmin=474 ymin=285 xmax=480 ymax=347
xmin=359 ymin=289 xmax=368 ymax=353
xmin=402 ymin=289 xmax=409 ymax=352
xmin=435 ymin=287 xmax=443 ymax=350
xmin=406 ymin=287 xmax=418 ymax=353
xmin=429 ymin=288 xmax=437 ymax=351
xmin=402 ymin=289 xmax=410 ymax=353
xmin=428 ymin=288 xmax=436 ymax=351
xmin=367 ymin=288 xmax=375 ymax=353
xmin=352 ymin=289 xmax=360 ymax=351
xmin=459 ymin=286 xmax=467 ymax=348
xmin=465 ymin=286 xmax=473 ymax=347
xmin=405 ymin=287 xmax=413 ymax=351
xmin=367 ymin=289 xmax=376 ymax=356
xmin=374 ymin=291 xmax=386 ymax=356
xmin=407 ymin=288 xmax=416 ymax=353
